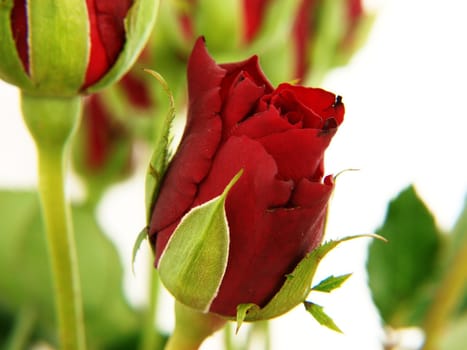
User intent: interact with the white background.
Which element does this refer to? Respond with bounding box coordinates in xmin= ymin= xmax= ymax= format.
xmin=1 ymin=0 xmax=466 ymax=349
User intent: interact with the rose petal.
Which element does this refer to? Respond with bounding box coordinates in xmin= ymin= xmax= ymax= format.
xmin=10 ymin=0 xmax=29 ymax=74
xmin=221 ymin=71 xmax=267 ymax=140
xmin=232 ymin=106 xmax=300 ymax=139
xmin=258 ymin=128 xmax=336 ymax=181
xmin=149 ymin=38 xmax=226 ymax=254
xmin=290 ymin=175 xmax=334 ymax=208
xmin=210 ymin=183 xmax=332 ymax=316
xmin=220 ymin=55 xmax=274 ymax=99
xmin=272 ymin=84 xmax=345 ymax=127
xmin=83 ymin=0 xmax=132 ymax=88
xmin=203 ymin=143 xmax=333 ymax=316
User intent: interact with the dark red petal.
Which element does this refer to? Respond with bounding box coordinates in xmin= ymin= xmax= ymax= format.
xmin=232 ymin=106 xmax=300 ymax=139
xmin=199 ymin=138 xmax=333 ymax=316
xmin=290 ymin=175 xmax=334 ymax=207
xmin=258 ymin=128 xmax=335 ymax=181
xmin=10 ymin=0 xmax=29 ymax=74
xmin=150 ymin=38 xmax=227 ymax=259
xmin=221 ymin=71 xmax=267 ymax=140
xmin=82 ymin=0 xmax=132 ymax=89
xmin=220 ymin=55 xmax=274 ymax=99
xmin=272 ymin=83 xmax=345 ymax=127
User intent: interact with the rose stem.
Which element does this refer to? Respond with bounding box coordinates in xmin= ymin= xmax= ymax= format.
xmin=21 ymin=93 xmax=86 ymax=350
xmin=165 ymin=301 xmax=227 ymax=350
xmin=140 ymin=266 xmax=164 ymax=350
xmin=422 ymin=239 xmax=467 ymax=350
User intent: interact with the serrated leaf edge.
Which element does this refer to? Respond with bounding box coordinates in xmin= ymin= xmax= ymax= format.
xmin=304 ymin=301 xmax=343 ymax=333
xmin=311 ymin=273 xmax=352 ymax=293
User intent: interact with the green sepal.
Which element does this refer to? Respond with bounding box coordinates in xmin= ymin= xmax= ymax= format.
xmin=28 ymin=0 xmax=89 ymax=96
xmin=235 ymin=303 xmax=258 ymax=334
xmin=312 ymin=274 xmax=352 ymax=293
xmin=158 ymin=171 xmax=243 ymax=312
xmin=236 ymin=234 xmax=385 ymax=322
xmin=86 ymin=0 xmax=159 ymax=93
xmin=304 ymin=301 xmax=342 ymax=333
xmin=131 ymin=227 xmax=148 ymax=274
xmin=144 ymin=70 xmax=176 ymax=223
xmin=0 ymin=0 xmax=33 ymax=90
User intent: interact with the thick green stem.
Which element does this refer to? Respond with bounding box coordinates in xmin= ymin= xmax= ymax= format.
xmin=165 ymin=302 xmax=227 ymax=350
xmin=422 ymin=240 xmax=467 ymax=350
xmin=21 ymin=93 xmax=86 ymax=350
xmin=140 ymin=266 xmax=163 ymax=350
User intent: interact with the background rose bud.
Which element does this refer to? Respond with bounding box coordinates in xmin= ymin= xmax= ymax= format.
xmin=151 ymin=0 xmax=372 ymax=88
xmin=72 ymin=92 xmax=134 ymax=203
xmin=295 ymin=0 xmax=374 ymax=84
xmin=0 ymin=0 xmax=158 ymax=96
xmin=149 ymin=38 xmax=344 ymax=317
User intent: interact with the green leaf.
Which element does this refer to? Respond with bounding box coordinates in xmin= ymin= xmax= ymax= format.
xmin=238 ymin=234 xmax=383 ymax=322
xmin=367 ymin=185 xmax=442 ymax=327
xmin=144 ymin=69 xmax=176 ymax=223
xmin=304 ymin=301 xmax=342 ymax=333
xmin=312 ymin=274 xmax=352 ymax=293
xmin=443 ymin=197 xmax=467 ymax=318
xmin=0 ymin=190 xmax=141 ymax=348
xmin=235 ymin=303 xmax=258 ymax=334
xmin=158 ymin=171 xmax=242 ymax=312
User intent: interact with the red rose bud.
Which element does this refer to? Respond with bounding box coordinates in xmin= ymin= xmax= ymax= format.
xmin=149 ymin=38 xmax=344 ymax=318
xmin=0 ymin=0 xmax=159 ymax=96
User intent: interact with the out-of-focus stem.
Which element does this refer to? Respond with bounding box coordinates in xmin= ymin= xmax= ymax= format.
xmin=21 ymin=93 xmax=86 ymax=350
xmin=140 ymin=265 xmax=164 ymax=350
xmin=422 ymin=240 xmax=467 ymax=350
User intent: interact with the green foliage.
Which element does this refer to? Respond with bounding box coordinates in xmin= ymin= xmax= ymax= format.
xmin=144 ymin=70 xmax=176 ymax=223
xmin=312 ymin=274 xmax=352 ymax=293
xmin=367 ymin=185 xmax=442 ymax=327
xmin=440 ymin=313 xmax=467 ymax=350
xmin=0 ymin=190 xmax=142 ymax=349
xmin=303 ymin=301 xmax=342 ymax=333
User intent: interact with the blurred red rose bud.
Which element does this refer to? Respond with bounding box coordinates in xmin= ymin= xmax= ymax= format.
xmin=0 ymin=0 xmax=158 ymax=96
xmin=293 ymin=0 xmax=374 ymax=83
xmin=149 ymin=38 xmax=344 ymax=317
